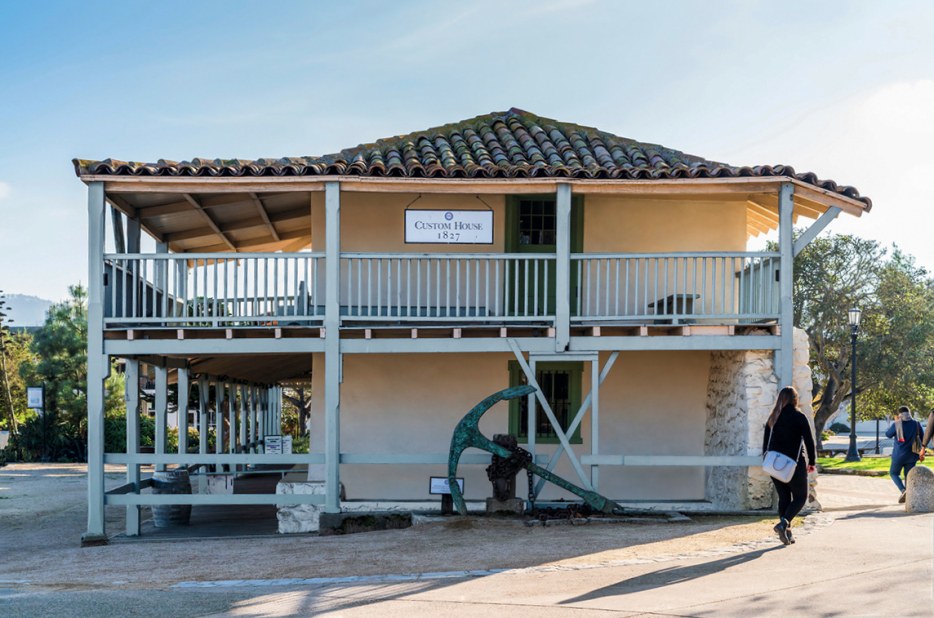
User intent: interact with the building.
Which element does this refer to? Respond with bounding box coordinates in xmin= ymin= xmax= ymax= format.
xmin=74 ymin=108 xmax=870 ymax=543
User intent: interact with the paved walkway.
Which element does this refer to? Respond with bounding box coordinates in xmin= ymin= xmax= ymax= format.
xmin=0 ymin=465 xmax=931 ymax=617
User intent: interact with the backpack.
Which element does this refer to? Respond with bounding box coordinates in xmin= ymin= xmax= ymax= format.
xmin=911 ymin=421 xmax=924 ymax=455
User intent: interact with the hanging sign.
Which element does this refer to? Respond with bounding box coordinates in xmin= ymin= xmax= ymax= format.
xmin=405 ymin=210 xmax=493 ymax=244
xmin=27 ymin=386 xmax=44 ymax=410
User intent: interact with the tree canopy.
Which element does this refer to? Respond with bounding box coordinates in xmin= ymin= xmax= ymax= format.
xmin=793 ymin=233 xmax=934 ymax=436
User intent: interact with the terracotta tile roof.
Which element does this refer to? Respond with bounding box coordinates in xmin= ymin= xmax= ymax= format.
xmin=73 ymin=108 xmax=871 ymax=208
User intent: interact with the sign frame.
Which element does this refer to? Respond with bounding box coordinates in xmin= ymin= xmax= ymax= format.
xmin=26 ymin=386 xmax=44 ymax=410
xmin=404 ymin=209 xmax=494 ymax=245
xmin=428 ymin=476 xmax=464 ymax=495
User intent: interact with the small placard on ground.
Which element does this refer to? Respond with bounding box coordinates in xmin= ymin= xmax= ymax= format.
xmin=429 ymin=476 xmax=463 ymax=495
xmin=265 ymin=435 xmax=282 ymax=454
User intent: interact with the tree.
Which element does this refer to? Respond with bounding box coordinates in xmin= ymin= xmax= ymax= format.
xmin=17 ymin=285 xmax=122 ymax=461
xmin=856 ymin=250 xmax=934 ymax=416
xmin=0 ymin=291 xmax=38 ymax=450
xmin=282 ymin=384 xmax=311 ymax=437
xmin=793 ymin=234 xmax=934 ymax=437
xmin=18 ymin=285 xmax=89 ymax=460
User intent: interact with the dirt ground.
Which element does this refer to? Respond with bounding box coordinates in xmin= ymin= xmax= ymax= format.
xmin=0 ymin=463 xmax=881 ymax=590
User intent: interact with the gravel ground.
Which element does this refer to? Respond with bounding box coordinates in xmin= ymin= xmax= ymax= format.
xmin=0 ymin=463 xmax=887 ymax=590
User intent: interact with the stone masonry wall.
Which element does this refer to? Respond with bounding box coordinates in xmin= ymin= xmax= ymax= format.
xmin=704 ymin=328 xmax=813 ymax=509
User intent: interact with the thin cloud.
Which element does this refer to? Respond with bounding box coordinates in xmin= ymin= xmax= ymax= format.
xmin=0 ymin=181 xmax=10 ymax=201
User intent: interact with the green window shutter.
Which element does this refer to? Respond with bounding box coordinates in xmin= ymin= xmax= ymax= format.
xmin=508 ymin=361 xmax=583 ymax=444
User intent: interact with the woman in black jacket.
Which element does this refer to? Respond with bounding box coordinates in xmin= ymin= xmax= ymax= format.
xmin=762 ymin=386 xmax=817 ymax=545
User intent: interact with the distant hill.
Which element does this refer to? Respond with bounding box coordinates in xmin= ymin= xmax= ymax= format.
xmin=2 ymin=294 xmax=53 ymax=327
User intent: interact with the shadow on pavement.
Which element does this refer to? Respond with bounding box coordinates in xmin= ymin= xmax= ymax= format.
xmin=559 ymin=545 xmax=784 ymax=604
xmin=837 ymin=509 xmax=912 ymax=520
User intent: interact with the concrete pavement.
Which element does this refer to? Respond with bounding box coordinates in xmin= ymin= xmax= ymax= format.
xmin=1 ymin=468 xmax=931 ymax=617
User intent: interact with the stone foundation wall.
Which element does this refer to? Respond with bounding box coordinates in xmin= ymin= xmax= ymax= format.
xmin=704 ymin=328 xmax=813 ymax=509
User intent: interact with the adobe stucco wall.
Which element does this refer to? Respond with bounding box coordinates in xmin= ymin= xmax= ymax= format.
xmin=704 ymin=327 xmax=813 ymax=509
xmin=309 ymin=350 xmax=712 ymax=502
xmin=582 ymin=196 xmax=747 ymax=252
xmin=311 ymin=193 xmax=748 ymax=253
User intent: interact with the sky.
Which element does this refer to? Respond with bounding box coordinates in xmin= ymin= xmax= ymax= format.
xmin=1 ymin=0 xmax=932 ymax=301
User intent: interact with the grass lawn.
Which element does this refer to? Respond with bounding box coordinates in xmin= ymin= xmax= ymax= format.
xmin=818 ymin=456 xmax=934 ymax=473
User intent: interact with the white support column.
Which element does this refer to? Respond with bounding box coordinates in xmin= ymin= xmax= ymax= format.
xmin=84 ymin=181 xmax=108 ymax=546
xmin=258 ymin=389 xmax=266 ymax=454
xmin=177 ymin=370 xmax=189 ymax=456
xmin=778 ymin=183 xmax=795 ymax=387
xmin=324 ymin=181 xmax=342 ymax=512
xmin=124 ymin=360 xmax=141 ymax=536
xmin=126 ymin=215 xmax=141 ymax=254
xmin=590 ymin=357 xmax=600 ymax=490
xmin=555 ymin=183 xmax=572 ymax=352
xmin=227 ymin=382 xmax=236 ymax=454
xmin=199 ymin=377 xmax=209 ymax=457
xmin=249 ymin=386 xmax=257 ymax=454
xmin=110 ymin=206 xmax=126 ymax=254
xmin=154 ymin=367 xmax=168 ymax=472
xmin=239 ymin=385 xmax=249 ymax=451
xmin=527 ymin=356 xmax=537 ymax=462
xmin=154 ymin=241 xmax=168 ymax=317
xmin=215 ymin=379 xmax=225 ymax=468
xmin=275 ymin=387 xmax=282 ymax=434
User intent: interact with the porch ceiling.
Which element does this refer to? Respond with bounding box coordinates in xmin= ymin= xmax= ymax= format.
xmin=168 ymin=353 xmax=312 ymax=385
xmin=111 ymin=190 xmax=313 ymax=254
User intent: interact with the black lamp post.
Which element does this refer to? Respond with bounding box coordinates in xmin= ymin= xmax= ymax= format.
xmin=845 ymin=307 xmax=862 ymax=462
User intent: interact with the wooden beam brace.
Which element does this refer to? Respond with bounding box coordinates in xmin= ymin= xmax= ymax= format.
xmin=106 ymin=193 xmax=138 ymax=219
xmin=110 ymin=206 xmax=126 ymax=253
xmin=250 ymin=192 xmax=280 ymax=241
xmin=163 ymin=206 xmax=308 ymax=243
xmin=794 ymin=206 xmax=840 ymax=256
xmin=187 ymin=228 xmax=308 ymax=252
xmin=183 ymin=194 xmax=237 ymax=251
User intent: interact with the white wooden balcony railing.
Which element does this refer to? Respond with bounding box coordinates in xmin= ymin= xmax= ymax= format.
xmin=104 ymin=253 xmax=325 ymax=327
xmin=102 ymin=251 xmax=780 ymax=328
xmin=571 ymin=251 xmax=780 ymax=324
xmin=340 ymin=253 xmax=553 ymax=322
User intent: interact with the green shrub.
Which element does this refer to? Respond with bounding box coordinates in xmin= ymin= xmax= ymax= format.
xmin=290 ymin=435 xmax=309 ymax=454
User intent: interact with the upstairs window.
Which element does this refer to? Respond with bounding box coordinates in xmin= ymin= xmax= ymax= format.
xmin=518 ymin=198 xmax=556 ymax=246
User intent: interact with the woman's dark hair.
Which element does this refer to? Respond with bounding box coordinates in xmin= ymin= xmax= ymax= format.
xmin=768 ymin=386 xmax=799 ymax=428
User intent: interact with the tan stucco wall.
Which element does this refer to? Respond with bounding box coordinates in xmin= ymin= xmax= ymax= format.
xmin=312 ymin=193 xmax=748 ymax=253
xmin=310 ymin=351 xmax=711 ymax=502
xmin=311 ymin=192 xmax=507 ymax=252
xmin=583 ymin=197 xmax=748 ymax=252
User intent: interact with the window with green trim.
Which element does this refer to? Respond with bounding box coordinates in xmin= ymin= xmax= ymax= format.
xmin=518 ymin=198 xmax=556 ymax=246
xmin=508 ymin=361 xmax=583 ymax=444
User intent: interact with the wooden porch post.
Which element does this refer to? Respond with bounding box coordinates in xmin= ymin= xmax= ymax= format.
xmin=83 ymin=181 xmax=108 ymax=545
xmin=177 ymin=369 xmax=189 ymax=456
xmin=154 ymin=366 xmax=168 ymax=472
xmin=555 ymin=183 xmax=572 ymax=351
xmin=778 ymin=182 xmax=795 ymax=387
xmin=258 ymin=388 xmax=266 ymax=453
xmin=124 ymin=359 xmax=141 ymax=536
xmin=227 ymin=382 xmax=236 ymax=454
xmin=215 ymin=378 xmax=225 ymax=467
xmin=239 ymin=384 xmax=247 ymax=454
xmin=324 ymin=181 xmax=342 ymax=512
xmin=126 ymin=213 xmax=140 ymax=254
xmin=199 ymin=376 xmax=209 ymax=457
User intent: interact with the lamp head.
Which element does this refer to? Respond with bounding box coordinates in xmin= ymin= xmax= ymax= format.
xmin=848 ymin=307 xmax=861 ymax=330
